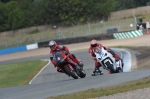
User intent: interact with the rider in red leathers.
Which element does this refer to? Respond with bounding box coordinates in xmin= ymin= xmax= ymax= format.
xmin=49 ymin=40 xmax=83 ymax=73
xmin=88 ymin=39 xmax=124 ymax=75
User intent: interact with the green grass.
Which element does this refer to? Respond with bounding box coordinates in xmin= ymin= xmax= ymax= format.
xmin=0 ymin=60 xmax=48 ymax=88
xmin=47 ymin=77 xmax=150 ymax=99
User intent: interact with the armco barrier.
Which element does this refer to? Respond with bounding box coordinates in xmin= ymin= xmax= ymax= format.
xmin=0 ymin=29 xmax=144 ymax=55
xmin=0 ymin=34 xmax=113 ymax=55
xmin=0 ymin=46 xmax=27 ymax=55
xmin=0 ymin=43 xmax=38 ymax=55
xmin=38 ymin=34 xmax=114 ymax=48
xmin=26 ymin=43 xmax=38 ymax=50
xmin=113 ymin=30 xmax=143 ymax=39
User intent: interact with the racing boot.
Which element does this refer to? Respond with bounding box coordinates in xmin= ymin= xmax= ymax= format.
xmin=97 ymin=69 xmax=103 ymax=75
xmin=91 ymin=68 xmax=103 ymax=76
xmin=57 ymin=68 xmax=64 ymax=73
xmin=91 ymin=70 xmax=96 ymax=76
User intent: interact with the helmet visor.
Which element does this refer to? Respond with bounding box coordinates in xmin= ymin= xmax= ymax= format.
xmin=91 ymin=44 xmax=97 ymax=47
xmin=50 ymin=45 xmax=56 ymax=49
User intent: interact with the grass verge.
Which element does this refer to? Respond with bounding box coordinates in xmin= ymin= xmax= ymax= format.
xmin=0 ymin=60 xmax=48 ymax=88
xmin=47 ymin=76 xmax=150 ymax=99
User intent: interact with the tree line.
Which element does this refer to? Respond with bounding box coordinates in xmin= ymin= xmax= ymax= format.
xmin=0 ymin=0 xmax=149 ymax=32
xmin=115 ymin=0 xmax=150 ymax=11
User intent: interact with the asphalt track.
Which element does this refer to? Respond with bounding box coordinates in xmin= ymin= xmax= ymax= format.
xmin=1 ymin=48 xmax=150 ymax=99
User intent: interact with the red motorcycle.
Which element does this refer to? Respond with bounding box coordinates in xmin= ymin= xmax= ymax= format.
xmin=54 ymin=50 xmax=86 ymax=79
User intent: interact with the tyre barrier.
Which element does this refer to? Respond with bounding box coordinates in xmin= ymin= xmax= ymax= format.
xmin=0 ymin=43 xmax=38 ymax=55
xmin=113 ymin=30 xmax=143 ymax=39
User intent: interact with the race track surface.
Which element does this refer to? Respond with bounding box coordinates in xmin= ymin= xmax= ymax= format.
xmin=1 ymin=49 xmax=150 ymax=99
xmin=0 ymin=34 xmax=150 ymax=99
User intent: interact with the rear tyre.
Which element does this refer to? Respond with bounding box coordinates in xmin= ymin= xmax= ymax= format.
xmin=116 ymin=67 xmax=123 ymax=73
xmin=64 ymin=66 xmax=78 ymax=79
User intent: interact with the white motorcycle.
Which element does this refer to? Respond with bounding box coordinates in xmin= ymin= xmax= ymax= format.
xmin=93 ymin=47 xmax=123 ymax=73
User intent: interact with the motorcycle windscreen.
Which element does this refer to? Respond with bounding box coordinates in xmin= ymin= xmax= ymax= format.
xmin=93 ymin=47 xmax=102 ymax=53
xmin=54 ymin=50 xmax=65 ymax=65
xmin=93 ymin=47 xmax=105 ymax=60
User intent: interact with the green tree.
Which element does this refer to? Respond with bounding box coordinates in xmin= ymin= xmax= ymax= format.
xmin=135 ymin=0 xmax=150 ymax=7
xmin=0 ymin=0 xmax=116 ymax=31
xmin=0 ymin=0 xmax=14 ymax=3
xmin=33 ymin=0 xmax=115 ymax=25
xmin=0 ymin=2 xmax=7 ymax=31
xmin=93 ymin=0 xmax=115 ymax=19
xmin=5 ymin=1 xmax=24 ymax=30
xmin=115 ymin=0 xmax=136 ymax=11
xmin=146 ymin=1 xmax=150 ymax=6
xmin=19 ymin=0 xmax=35 ymax=27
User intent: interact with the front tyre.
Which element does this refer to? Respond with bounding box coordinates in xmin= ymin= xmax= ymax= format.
xmin=64 ymin=66 xmax=78 ymax=79
xmin=75 ymin=66 xmax=86 ymax=78
xmin=105 ymin=62 xmax=116 ymax=73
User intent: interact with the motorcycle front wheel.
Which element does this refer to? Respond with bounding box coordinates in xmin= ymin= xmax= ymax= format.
xmin=105 ymin=62 xmax=116 ymax=73
xmin=64 ymin=66 xmax=78 ymax=79
xmin=75 ymin=66 xmax=86 ymax=78
xmin=78 ymin=70 xmax=86 ymax=78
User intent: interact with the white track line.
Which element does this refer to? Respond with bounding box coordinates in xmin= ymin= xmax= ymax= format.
xmin=29 ymin=60 xmax=51 ymax=84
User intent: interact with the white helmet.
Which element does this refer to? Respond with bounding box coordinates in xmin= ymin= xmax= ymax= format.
xmin=49 ymin=40 xmax=57 ymax=50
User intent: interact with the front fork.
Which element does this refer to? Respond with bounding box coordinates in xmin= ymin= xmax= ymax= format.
xmin=66 ymin=57 xmax=82 ymax=75
xmin=67 ymin=64 xmax=74 ymax=71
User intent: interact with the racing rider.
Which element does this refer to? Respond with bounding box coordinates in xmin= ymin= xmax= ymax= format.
xmin=49 ymin=40 xmax=83 ymax=73
xmin=88 ymin=39 xmax=124 ymax=76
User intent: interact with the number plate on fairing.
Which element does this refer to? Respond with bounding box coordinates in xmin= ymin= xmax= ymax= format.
xmin=98 ymin=52 xmax=105 ymax=59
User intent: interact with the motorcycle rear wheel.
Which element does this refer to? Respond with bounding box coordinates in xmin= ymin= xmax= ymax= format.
xmin=116 ymin=67 xmax=123 ymax=73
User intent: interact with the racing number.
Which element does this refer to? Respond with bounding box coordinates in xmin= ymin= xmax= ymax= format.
xmin=99 ymin=52 xmax=105 ymax=58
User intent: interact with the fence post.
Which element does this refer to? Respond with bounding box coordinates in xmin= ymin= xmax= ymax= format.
xmin=53 ymin=26 xmax=57 ymax=39
xmin=133 ymin=15 xmax=137 ymax=30
xmin=72 ymin=23 xmax=76 ymax=38
xmin=87 ymin=22 xmax=91 ymax=35
xmin=57 ymin=28 xmax=65 ymax=39
xmin=100 ymin=20 xmax=105 ymax=34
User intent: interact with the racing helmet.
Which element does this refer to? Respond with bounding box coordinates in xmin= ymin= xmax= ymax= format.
xmin=49 ymin=40 xmax=57 ymax=50
xmin=90 ymin=39 xmax=98 ymax=47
